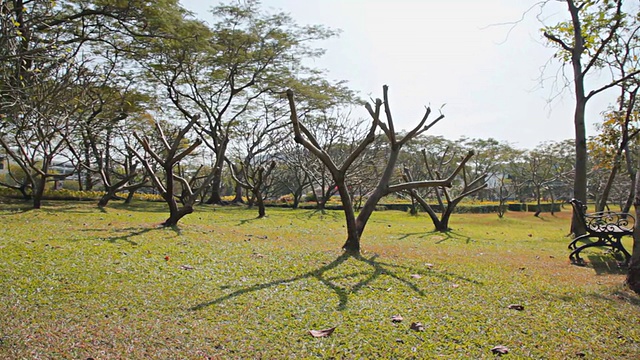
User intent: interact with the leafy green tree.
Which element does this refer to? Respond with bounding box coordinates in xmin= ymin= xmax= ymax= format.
xmin=541 ymin=0 xmax=640 ymax=233
xmin=137 ymin=0 xmax=349 ymax=206
xmin=590 ymin=87 xmax=640 ymax=211
xmin=0 ymin=0 xmax=182 ymax=208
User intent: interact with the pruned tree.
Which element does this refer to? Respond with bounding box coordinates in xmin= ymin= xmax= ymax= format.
xmin=495 ymin=172 xmax=512 ymax=218
xmin=227 ymin=95 xmax=290 ymax=210
xmin=128 ymin=114 xmax=216 ymax=226
xmin=230 ymin=160 xmax=276 ymax=218
xmin=271 ymin=140 xmax=313 ymax=209
xmin=403 ymin=148 xmax=486 ymax=232
xmin=287 ymin=85 xmax=473 ymax=254
xmin=524 ymin=146 xmax=560 ymax=216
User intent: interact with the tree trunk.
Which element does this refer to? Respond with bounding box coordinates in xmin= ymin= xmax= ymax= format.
xmin=125 ymin=190 xmax=135 ymax=204
xmin=98 ymin=191 xmax=116 ymax=207
xmin=438 ymin=200 xmax=463 ymax=232
xmin=497 ymin=185 xmax=507 ymax=218
xmin=163 ymin=205 xmax=193 ymax=227
xmin=18 ymin=184 xmax=31 ymax=200
xmin=231 ymin=164 xmax=244 ymax=203
xmin=571 ymin=97 xmax=588 ymax=235
xmin=534 ymin=185 xmax=542 ymax=217
xmin=232 ymin=181 xmax=244 ymax=203
xmin=247 ymin=192 xmax=255 ymax=208
xmin=32 ymin=177 xmax=46 ymax=209
xmin=205 ymin=173 xmax=224 ymax=204
xmin=77 ymin=170 xmax=83 ymax=191
xmin=336 ymin=179 xmax=359 ymax=254
xmin=125 ymin=183 xmax=148 ymax=204
xmin=255 ymin=190 xmax=266 ymax=218
xmin=292 ymin=187 xmax=302 ymax=209
xmin=560 ymin=0 xmax=588 ymax=236
xmin=626 ymin=171 xmax=640 ymax=293
xmin=409 ymin=195 xmax=417 ymax=215
xmin=597 ymin=160 xmax=620 ymax=212
xmin=412 ymin=191 xmax=443 ymax=229
xmin=623 ymin=189 xmax=634 ymax=214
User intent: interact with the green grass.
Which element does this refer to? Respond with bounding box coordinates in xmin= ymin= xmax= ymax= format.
xmin=0 ymin=201 xmax=638 ymax=359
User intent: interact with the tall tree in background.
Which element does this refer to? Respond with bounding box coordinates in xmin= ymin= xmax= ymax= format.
xmin=139 ymin=0 xmax=350 ymax=205
xmin=542 ymin=0 xmax=640 ymax=234
xmin=0 ymin=0 xmax=183 ymax=207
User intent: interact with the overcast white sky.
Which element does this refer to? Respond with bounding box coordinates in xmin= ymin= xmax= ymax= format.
xmin=180 ymin=0 xmax=618 ymax=149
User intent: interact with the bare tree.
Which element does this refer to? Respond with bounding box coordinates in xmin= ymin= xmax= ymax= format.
xmin=230 ymin=160 xmax=276 ymax=218
xmin=404 ymin=149 xmax=487 ymax=231
xmin=271 ymin=140 xmax=313 ymax=209
xmin=287 ymin=86 xmax=472 ymax=253
xmin=128 ymin=114 xmax=216 ymax=226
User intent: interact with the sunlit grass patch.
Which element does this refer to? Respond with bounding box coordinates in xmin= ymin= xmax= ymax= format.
xmin=0 ymin=201 xmax=638 ymax=358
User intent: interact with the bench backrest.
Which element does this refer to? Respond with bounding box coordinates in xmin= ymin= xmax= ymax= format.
xmin=569 ymin=198 xmax=634 ymax=235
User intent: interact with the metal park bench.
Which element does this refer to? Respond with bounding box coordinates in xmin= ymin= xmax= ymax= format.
xmin=568 ymin=199 xmax=633 ymax=265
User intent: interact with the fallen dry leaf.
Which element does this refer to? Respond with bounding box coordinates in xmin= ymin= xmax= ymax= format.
xmin=309 ymin=327 xmax=336 ymax=338
xmin=391 ymin=315 xmax=403 ymax=323
xmin=410 ymin=322 xmax=425 ymax=332
xmin=491 ymin=345 xmax=509 ymax=355
xmin=508 ymin=304 xmax=524 ymax=311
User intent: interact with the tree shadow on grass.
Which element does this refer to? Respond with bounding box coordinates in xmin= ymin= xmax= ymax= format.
xmin=292 ymin=208 xmax=343 ymax=221
xmin=396 ymin=232 xmax=430 ymax=241
xmin=586 ymin=253 xmax=628 ymax=275
xmin=236 ymin=217 xmax=263 ymax=226
xmin=75 ymin=226 xmax=181 ymax=246
xmin=595 ymin=289 xmax=640 ymax=307
xmin=189 ymin=252 xmax=481 ymax=312
xmin=0 ymin=207 xmax=32 ymax=216
xmin=430 ymin=230 xmax=473 ymax=244
xmin=396 ymin=230 xmax=473 ymax=244
xmin=107 ymin=202 xmax=168 ymax=213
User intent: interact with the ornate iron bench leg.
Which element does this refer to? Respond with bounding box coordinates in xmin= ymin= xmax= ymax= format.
xmin=568 ymin=233 xmax=591 ymax=250
xmin=569 ymin=237 xmax=608 ymax=265
xmin=612 ymin=236 xmax=631 ymax=266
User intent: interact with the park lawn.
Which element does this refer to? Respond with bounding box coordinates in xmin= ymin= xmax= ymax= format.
xmin=0 ymin=201 xmax=638 ymax=359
